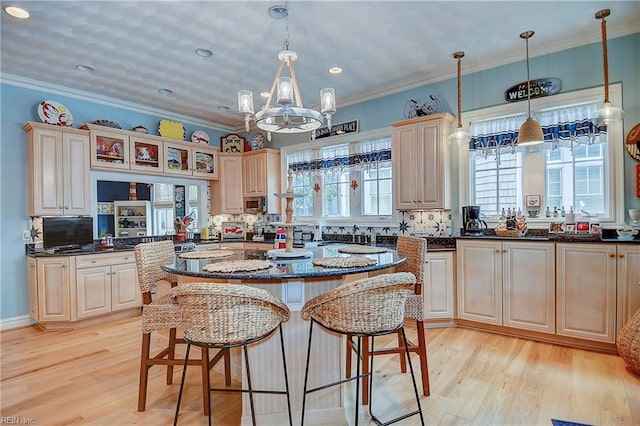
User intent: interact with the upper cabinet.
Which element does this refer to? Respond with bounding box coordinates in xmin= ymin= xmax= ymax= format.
xmin=24 ymin=122 xmax=91 ymax=216
xmin=83 ymin=124 xmax=219 ymax=180
xmin=392 ymin=113 xmax=454 ymax=210
xmin=242 ymin=148 xmax=281 ymax=213
xmin=211 ymin=153 xmax=244 ymax=214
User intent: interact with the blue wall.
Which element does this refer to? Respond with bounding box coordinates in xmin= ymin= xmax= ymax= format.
xmin=1 ymin=34 xmax=638 ymax=321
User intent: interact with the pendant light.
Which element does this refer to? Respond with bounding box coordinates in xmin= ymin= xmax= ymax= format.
xmin=517 ymin=31 xmax=544 ymax=146
xmin=447 ymin=51 xmax=471 ymax=146
xmin=595 ymin=9 xmax=623 ymax=124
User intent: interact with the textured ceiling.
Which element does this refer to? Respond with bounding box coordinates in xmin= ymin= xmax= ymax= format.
xmin=1 ymin=1 xmax=639 ymax=131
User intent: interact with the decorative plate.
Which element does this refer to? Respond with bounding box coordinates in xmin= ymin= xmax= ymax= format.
xmin=92 ymin=119 xmax=121 ymax=129
xmin=38 ymin=100 xmax=73 ymax=127
xmin=625 ymin=122 xmax=640 ymax=162
xmin=191 ymin=130 xmax=210 ymax=145
xmin=159 ymin=119 xmax=185 ymax=140
xmin=195 ymin=152 xmax=214 ymax=173
xmin=110 ymin=141 xmax=124 ymax=157
xmin=132 ymin=125 xmax=149 ymax=133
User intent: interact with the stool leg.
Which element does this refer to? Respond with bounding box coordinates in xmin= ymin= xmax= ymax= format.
xmin=167 ymin=327 xmax=177 ymax=384
xmin=278 ymin=324 xmax=293 ymax=426
xmin=402 ymin=327 xmax=425 ymax=426
xmin=243 ymin=344 xmax=257 ymax=426
xmin=354 ymin=335 xmax=362 ymax=426
xmin=397 ymin=329 xmax=407 ymax=373
xmin=416 ymin=319 xmax=430 ymax=396
xmin=301 ymin=320 xmax=315 ymax=426
xmin=345 ymin=334 xmax=353 ymax=378
xmin=224 ymin=348 xmax=232 ymax=386
xmin=201 ymin=347 xmax=210 ymax=416
xmin=138 ymin=333 xmax=152 ymax=412
xmin=361 ymin=336 xmax=370 ymax=405
xmin=173 ymin=343 xmax=191 ymax=426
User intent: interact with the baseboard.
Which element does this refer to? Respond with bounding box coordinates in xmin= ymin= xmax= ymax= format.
xmin=0 ymin=315 xmax=34 ymax=330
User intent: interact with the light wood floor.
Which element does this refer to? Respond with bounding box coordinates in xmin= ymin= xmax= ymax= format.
xmin=1 ymin=316 xmax=639 ymax=425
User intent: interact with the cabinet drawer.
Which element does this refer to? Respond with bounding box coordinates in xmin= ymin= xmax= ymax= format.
xmin=76 ymin=252 xmax=135 ymax=268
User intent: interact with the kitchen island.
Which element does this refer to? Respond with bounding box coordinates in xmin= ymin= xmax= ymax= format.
xmin=163 ymin=244 xmax=406 ymax=425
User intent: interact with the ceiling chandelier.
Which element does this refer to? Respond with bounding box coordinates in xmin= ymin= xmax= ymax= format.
xmin=595 ymin=9 xmax=623 ymax=125
xmin=238 ymin=4 xmax=336 ymax=140
xmin=517 ymin=31 xmax=544 ymax=146
xmin=447 ymin=51 xmax=471 ymax=146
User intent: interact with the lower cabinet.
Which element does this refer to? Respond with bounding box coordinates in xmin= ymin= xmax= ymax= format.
xmin=28 ymin=252 xmax=141 ymax=327
xmin=457 ymin=239 xmax=555 ymax=334
xmin=423 ymin=251 xmax=455 ymax=320
xmin=617 ymin=244 xmax=640 ymax=329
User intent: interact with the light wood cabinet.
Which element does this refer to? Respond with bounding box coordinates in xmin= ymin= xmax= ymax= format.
xmin=617 ymin=244 xmax=640 ymax=329
xmin=242 ymin=149 xmax=281 ymax=213
xmin=211 ymin=153 xmax=244 ymax=214
xmin=423 ymin=251 xmax=455 ymax=320
xmin=75 ymin=252 xmax=140 ymax=319
xmin=129 ymin=135 xmax=164 ymax=173
xmin=556 ymin=243 xmax=617 ymax=343
xmin=24 ymin=122 xmax=91 ymax=216
xmin=35 ymin=257 xmax=71 ymax=322
xmin=163 ymin=140 xmax=220 ymax=179
xmin=457 ymin=239 xmax=555 ymax=333
xmin=90 ymin=127 xmax=131 ymax=170
xmin=113 ymin=200 xmax=151 ymax=237
xmin=392 ymin=113 xmax=454 ymax=210
xmin=27 ymin=257 xmax=38 ymax=321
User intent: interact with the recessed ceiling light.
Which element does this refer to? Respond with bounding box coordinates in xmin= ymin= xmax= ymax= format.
xmin=260 ymin=92 xmax=271 ymax=98
xmin=75 ymin=65 xmax=94 ymax=72
xmin=195 ymin=48 xmax=213 ymax=58
xmin=329 ymin=67 xmax=343 ymax=75
xmin=268 ymin=5 xmax=289 ymax=19
xmin=158 ymin=88 xmax=173 ymax=95
xmin=217 ymin=105 xmax=230 ymax=112
xmin=3 ymin=6 xmax=29 ymax=19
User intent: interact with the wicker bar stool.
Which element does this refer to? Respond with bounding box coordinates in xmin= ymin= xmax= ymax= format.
xmin=135 ymin=240 xmax=230 ymax=415
xmin=346 ymin=235 xmax=430 ymax=405
xmin=173 ymin=283 xmax=292 ymax=426
xmin=301 ymin=272 xmax=424 ymax=426
xmin=617 ymin=307 xmax=640 ymax=376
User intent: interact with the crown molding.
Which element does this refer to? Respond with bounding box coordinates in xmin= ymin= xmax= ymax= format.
xmin=0 ymin=73 xmax=237 ymax=132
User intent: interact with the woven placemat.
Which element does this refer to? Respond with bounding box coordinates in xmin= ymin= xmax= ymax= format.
xmin=338 ymin=246 xmax=388 ymax=254
xmin=202 ymin=259 xmax=273 ymax=273
xmin=313 ymin=256 xmax=377 ymax=268
xmin=179 ymin=250 xmax=234 ymax=259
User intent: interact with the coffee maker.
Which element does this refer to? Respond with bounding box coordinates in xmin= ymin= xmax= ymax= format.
xmin=462 ymin=205 xmax=487 ymax=235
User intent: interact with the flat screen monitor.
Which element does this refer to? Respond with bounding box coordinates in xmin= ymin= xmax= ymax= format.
xmin=42 ymin=216 xmax=94 ymax=250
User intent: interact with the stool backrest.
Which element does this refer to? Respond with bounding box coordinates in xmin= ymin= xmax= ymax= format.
xmin=301 ymin=272 xmax=416 ymax=335
xmin=395 ymin=236 xmax=426 ymax=295
xmin=175 ymin=283 xmax=290 ymax=345
xmin=134 ymin=240 xmax=178 ymax=304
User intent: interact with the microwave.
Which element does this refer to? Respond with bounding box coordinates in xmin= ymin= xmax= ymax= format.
xmin=244 ymin=196 xmax=267 ymax=214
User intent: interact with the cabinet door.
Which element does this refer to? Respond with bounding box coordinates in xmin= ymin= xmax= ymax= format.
xmin=456 ymin=240 xmax=502 ymax=325
xmin=111 ymin=262 xmax=141 ymax=311
xmin=502 ymin=241 xmax=555 ymax=333
xmin=164 ymin=142 xmax=192 ymax=176
xmin=37 ymin=258 xmax=71 ymax=321
xmin=76 ymin=266 xmax=112 ymax=319
xmin=62 ymin=132 xmax=91 ymax=215
xmin=392 ymin=124 xmax=420 ymax=210
xmin=416 ymin=119 xmax=446 ymax=209
xmin=243 ymin=154 xmax=266 ymax=196
xmin=29 ymin=128 xmax=64 ymax=216
xmin=556 ymin=243 xmax=617 ymax=343
xmin=91 ymin=130 xmax=130 ymax=170
xmin=192 ymin=146 xmax=219 ymax=180
xmin=617 ymin=244 xmax=640 ymax=329
xmin=129 ymin=136 xmax=163 ymax=173
xmin=28 ymin=257 xmax=38 ymax=321
xmin=212 ymin=154 xmax=244 ymax=214
xmin=424 ymin=252 xmax=454 ymax=320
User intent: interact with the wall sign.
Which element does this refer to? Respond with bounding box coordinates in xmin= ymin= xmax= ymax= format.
xmin=504 ymin=78 xmax=562 ymax=102
xmin=220 ymin=133 xmax=245 ymax=152
xmin=311 ymin=120 xmax=359 ymax=141
xmin=625 ymin=122 xmax=640 ymax=162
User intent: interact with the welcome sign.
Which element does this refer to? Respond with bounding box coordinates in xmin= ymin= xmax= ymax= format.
xmin=505 ymin=78 xmax=562 ymax=102
xmin=311 ymin=119 xmax=359 ymax=140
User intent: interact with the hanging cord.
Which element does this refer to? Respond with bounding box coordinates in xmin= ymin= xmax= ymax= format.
xmin=525 ymin=36 xmax=532 ymax=118
xmin=599 ymin=12 xmax=610 ymax=103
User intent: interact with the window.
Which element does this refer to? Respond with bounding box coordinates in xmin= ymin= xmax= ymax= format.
xmin=460 ymin=84 xmax=624 ymax=225
xmin=284 ymin=129 xmax=395 ymax=224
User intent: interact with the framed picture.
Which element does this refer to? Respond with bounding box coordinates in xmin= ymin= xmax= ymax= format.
xmin=526 ymin=194 xmax=541 ymax=208
xmin=220 ymin=134 xmax=245 ymax=153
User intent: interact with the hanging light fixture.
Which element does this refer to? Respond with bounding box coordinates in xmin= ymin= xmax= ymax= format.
xmin=447 ymin=51 xmax=471 ymax=146
xmin=595 ymin=9 xmax=623 ymax=125
xmin=517 ymin=31 xmax=544 ymax=146
xmin=238 ymin=3 xmax=336 ymax=140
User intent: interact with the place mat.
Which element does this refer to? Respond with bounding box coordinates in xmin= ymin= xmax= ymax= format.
xmin=338 ymin=246 xmax=388 ymax=254
xmin=312 ymin=256 xmax=377 ymax=268
xmin=202 ymin=259 xmax=273 ymax=273
xmin=179 ymin=250 xmax=234 ymax=259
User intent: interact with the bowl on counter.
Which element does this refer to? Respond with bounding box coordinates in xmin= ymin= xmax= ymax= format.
xmin=616 ymin=228 xmax=638 ymax=240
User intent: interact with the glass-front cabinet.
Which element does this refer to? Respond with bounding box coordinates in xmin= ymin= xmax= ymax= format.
xmin=130 ymin=136 xmax=163 ymax=173
xmin=164 ymin=141 xmax=218 ymax=179
xmin=90 ymin=129 xmax=130 ymax=170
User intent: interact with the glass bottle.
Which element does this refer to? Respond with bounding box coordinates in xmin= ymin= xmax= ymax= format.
xmin=545 ymin=206 xmax=551 ymax=218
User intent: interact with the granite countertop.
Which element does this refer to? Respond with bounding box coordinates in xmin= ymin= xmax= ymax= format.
xmin=162 ymin=244 xmax=405 ymax=280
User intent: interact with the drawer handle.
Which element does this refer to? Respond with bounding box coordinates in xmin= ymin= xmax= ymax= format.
xmin=92 ymin=260 xmax=97 ymax=263
xmin=608 ymin=253 xmax=616 ymax=258
xmin=619 ymin=254 xmax=624 ymax=258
